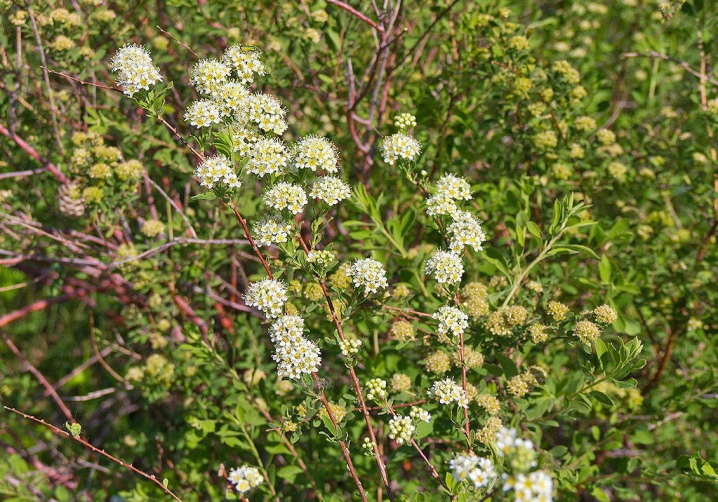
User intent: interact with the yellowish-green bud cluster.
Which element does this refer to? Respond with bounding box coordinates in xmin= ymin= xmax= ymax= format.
xmin=392 ymin=284 xmax=411 ymax=300
xmin=116 ymin=160 xmax=144 ymax=180
xmin=532 ymin=130 xmax=558 ymax=150
xmin=574 ymin=319 xmax=601 ymax=344
xmin=575 ymin=115 xmax=597 ymax=132
xmin=596 ymin=128 xmax=616 ymax=145
xmin=476 ymin=394 xmax=501 ymax=415
xmin=141 ymin=219 xmax=165 ymax=238
xmin=553 ymin=60 xmax=580 ymax=84
xmin=546 ymin=300 xmax=569 ymax=321
xmin=303 ymin=282 xmax=324 ymax=302
xmin=390 ymin=320 xmax=415 ymax=342
xmin=529 ymin=323 xmax=549 ymax=343
xmin=593 ymin=304 xmax=618 ymax=325
xmin=456 ymin=346 xmax=484 ymax=369
xmin=608 ymin=161 xmax=628 ymax=182
xmin=509 ymin=35 xmax=530 ymax=51
xmin=319 ymin=402 xmax=346 ymax=424
xmin=82 ymin=186 xmax=104 ymax=204
xmin=424 ymin=351 xmax=451 ymax=374
xmin=328 ymin=262 xmax=353 ymax=291
xmin=390 ymin=373 xmax=412 ymax=393
xmin=476 ymin=416 xmax=503 ymax=445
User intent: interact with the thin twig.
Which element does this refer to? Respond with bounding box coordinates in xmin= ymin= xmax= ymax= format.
xmin=2 ymin=333 xmax=74 ymax=421
xmin=4 ymin=407 xmax=184 ymax=501
xmin=326 ymin=0 xmax=384 ymax=32
xmin=157 ymin=26 xmax=199 ymax=59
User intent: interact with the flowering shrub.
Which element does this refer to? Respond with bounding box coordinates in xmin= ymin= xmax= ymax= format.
xmin=1 ymin=1 xmax=718 ymax=501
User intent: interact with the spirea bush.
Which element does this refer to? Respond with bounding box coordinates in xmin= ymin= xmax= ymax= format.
xmin=1 ymin=1 xmax=718 ymax=501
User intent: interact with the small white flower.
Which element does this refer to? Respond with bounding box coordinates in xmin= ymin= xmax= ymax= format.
xmin=448 ymin=211 xmax=486 ymax=253
xmin=436 ymin=174 xmax=472 ymax=201
xmin=253 ymin=215 xmax=293 ymax=247
xmin=309 ymin=176 xmax=351 ymax=206
xmin=432 ymin=305 xmax=469 ymax=337
xmin=380 ymin=133 xmax=421 ymax=164
xmin=223 ymin=45 xmax=266 ymax=84
xmin=246 ymin=138 xmax=289 ymax=177
xmin=184 ymin=99 xmax=223 ymax=128
xmin=294 ymin=136 xmax=339 ymax=173
xmin=244 ymin=279 xmax=287 ymax=318
xmin=227 ymin=466 xmax=263 ymax=494
xmin=263 ymin=182 xmax=307 ymax=214
xmin=110 ymin=44 xmax=163 ymax=97
xmin=194 ymin=154 xmax=240 ymax=190
xmin=425 ymin=250 xmax=464 ymax=285
xmin=429 ymin=378 xmax=468 ymax=408
xmin=347 ymin=258 xmax=389 ymax=295
xmin=190 ymin=58 xmax=231 ymax=95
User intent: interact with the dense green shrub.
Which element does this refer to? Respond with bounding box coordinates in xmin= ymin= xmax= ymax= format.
xmin=1 ymin=1 xmax=717 ymax=501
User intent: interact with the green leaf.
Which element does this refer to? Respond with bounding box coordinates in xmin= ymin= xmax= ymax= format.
xmin=192 ymin=192 xmax=217 ymax=200
xmin=277 ymin=465 xmax=304 ymax=484
xmin=497 ymin=354 xmax=519 ymax=378
xmin=526 ymin=221 xmax=542 ymax=241
xmin=599 ymin=254 xmax=612 ymax=283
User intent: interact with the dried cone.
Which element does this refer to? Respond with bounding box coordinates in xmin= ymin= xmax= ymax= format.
xmin=57 ymin=182 xmax=85 ymax=217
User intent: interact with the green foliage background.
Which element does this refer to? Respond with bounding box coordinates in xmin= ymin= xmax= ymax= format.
xmin=1 ymin=0 xmax=717 ymax=500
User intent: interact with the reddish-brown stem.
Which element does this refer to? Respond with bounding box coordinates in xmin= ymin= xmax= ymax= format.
xmin=157 ymin=26 xmax=199 ymax=59
xmin=409 ymin=439 xmax=450 ymax=491
xmin=0 ymin=295 xmax=71 ymax=328
xmin=0 ymin=122 xmax=68 ymax=184
xmin=2 ymin=334 xmax=75 ymax=422
xmin=313 ymin=375 xmax=368 ymax=502
xmin=296 ymin=234 xmax=394 ymax=500
xmin=327 ymin=0 xmax=384 ymax=32
xmin=227 ymin=200 xmax=273 ymax=279
xmin=41 ymin=67 xmax=121 ymax=93
xmin=4 ymin=407 xmax=184 ymax=501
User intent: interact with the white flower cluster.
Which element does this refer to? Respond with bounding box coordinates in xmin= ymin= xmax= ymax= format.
xmin=433 ymin=305 xmax=469 ymax=337
xmin=263 ymin=182 xmax=307 ymax=214
xmin=339 ymin=338 xmax=362 ymax=357
xmin=294 ymin=136 xmax=339 ymax=173
xmin=214 ymin=81 xmax=250 ymax=116
xmin=309 ymin=176 xmax=351 ymax=206
xmin=449 ymin=454 xmax=497 ymax=489
xmin=244 ymin=279 xmax=287 ymax=318
xmin=503 ymin=471 xmax=554 ymax=502
xmin=347 ymin=258 xmax=389 ymax=295
xmin=495 ymin=427 xmax=536 ymax=459
xmin=409 ymin=406 xmax=431 ymax=423
xmin=425 ymin=250 xmax=464 ymax=285
xmin=268 ymin=315 xmax=321 ymax=379
xmin=194 ymin=154 xmax=240 ymax=190
xmin=184 ymin=99 xmax=222 ymax=128
xmin=190 ymin=58 xmax=231 ymax=95
xmin=380 ymin=133 xmax=421 ymax=165
xmin=388 ymin=415 xmax=415 ymax=445
xmin=246 ymin=138 xmax=289 ymax=177
xmin=225 ymin=122 xmax=262 ymax=156
xmin=227 ymin=465 xmax=263 ymax=494
xmin=436 ymin=174 xmax=472 ymax=201
xmin=183 ymin=47 xmax=285 ymax=133
xmin=110 ymin=44 xmax=163 ymax=97
xmin=366 ymin=378 xmax=387 ymax=401
xmin=223 ymin=45 xmax=266 ymax=84
xmin=429 ymin=378 xmax=469 ymax=408
xmin=253 ymin=215 xmax=293 ymax=247
xmin=426 ymin=192 xmax=458 ymax=217
xmin=243 ymin=92 xmax=288 ymax=135
xmin=448 ymin=210 xmax=486 ymax=253
xmin=425 ymin=174 xmax=486 ymax=253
